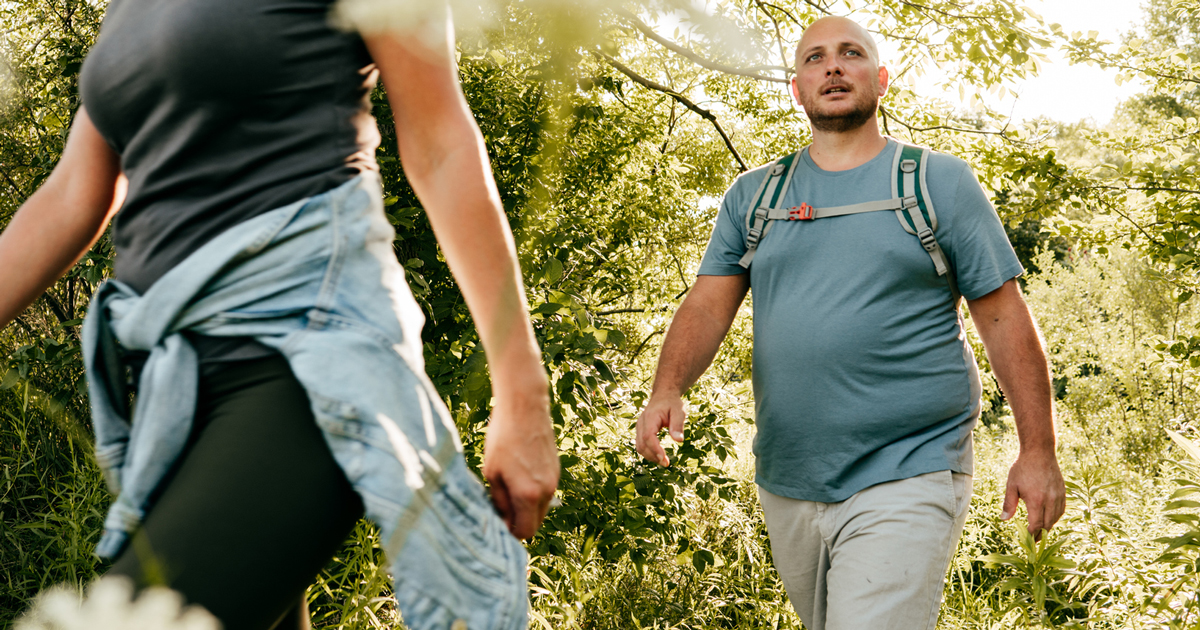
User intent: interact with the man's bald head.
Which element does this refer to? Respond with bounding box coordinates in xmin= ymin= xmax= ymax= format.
xmin=795 ymin=16 xmax=881 ymax=70
xmin=790 ymin=15 xmax=888 ymax=135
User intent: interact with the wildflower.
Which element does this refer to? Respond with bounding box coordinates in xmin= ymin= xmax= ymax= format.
xmin=16 ymin=576 xmax=220 ymax=630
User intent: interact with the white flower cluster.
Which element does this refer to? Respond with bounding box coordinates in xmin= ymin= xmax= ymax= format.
xmin=16 ymin=577 xmax=220 ymax=630
xmin=0 ymin=46 xmax=16 ymax=114
xmin=329 ymin=0 xmax=630 ymax=37
xmin=333 ymin=0 xmax=463 ymax=39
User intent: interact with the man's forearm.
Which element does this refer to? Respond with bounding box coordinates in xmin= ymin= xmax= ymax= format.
xmin=991 ymin=323 xmax=1055 ymax=452
xmin=653 ymin=307 xmax=732 ymax=396
xmin=651 ymin=274 xmax=750 ymax=398
xmin=968 ymin=281 xmax=1056 ymax=452
xmin=637 ymin=274 xmax=748 ymax=465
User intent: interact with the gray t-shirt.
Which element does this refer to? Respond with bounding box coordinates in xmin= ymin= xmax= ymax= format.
xmin=698 ymin=139 xmax=1023 ymax=502
xmin=79 ymin=0 xmax=380 ymax=362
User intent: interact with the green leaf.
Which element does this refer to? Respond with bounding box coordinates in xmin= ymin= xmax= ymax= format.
xmin=0 ymin=369 xmax=18 ymax=392
xmin=1167 ymin=429 xmax=1200 ymax=463
xmin=541 ymin=258 xmax=564 ymax=284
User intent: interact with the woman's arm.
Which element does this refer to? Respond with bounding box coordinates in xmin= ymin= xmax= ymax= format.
xmin=362 ymin=22 xmax=558 ymax=539
xmin=0 ymin=108 xmax=124 ymax=329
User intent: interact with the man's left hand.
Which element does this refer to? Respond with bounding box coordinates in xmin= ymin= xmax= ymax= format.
xmin=1000 ymin=448 xmax=1065 ymax=540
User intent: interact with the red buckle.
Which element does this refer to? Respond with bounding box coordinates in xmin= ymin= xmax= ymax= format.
xmin=788 ymin=203 xmax=814 ymax=220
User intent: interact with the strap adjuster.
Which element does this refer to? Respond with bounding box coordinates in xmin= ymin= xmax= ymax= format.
xmin=754 ymin=207 xmax=770 ymax=221
xmin=747 ymin=227 xmax=763 ymax=245
xmin=917 ymin=228 xmax=937 ymax=252
xmin=900 ymin=159 xmax=917 ymax=173
xmin=770 ymin=163 xmax=786 ymax=176
xmin=903 ymin=196 xmax=919 ymax=210
xmin=788 ymin=203 xmax=814 ymax=220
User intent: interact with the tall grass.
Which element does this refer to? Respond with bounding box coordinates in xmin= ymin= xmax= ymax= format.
xmin=0 ymin=383 xmax=107 ymax=629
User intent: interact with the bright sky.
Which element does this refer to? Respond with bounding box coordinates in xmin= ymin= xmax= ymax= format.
xmin=875 ymin=0 xmax=1147 ymax=124
xmin=659 ymin=0 xmax=1150 ymax=125
xmin=1002 ymin=0 xmax=1148 ymax=124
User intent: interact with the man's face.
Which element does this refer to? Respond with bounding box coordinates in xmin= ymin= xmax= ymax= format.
xmin=791 ymin=18 xmax=887 ymax=133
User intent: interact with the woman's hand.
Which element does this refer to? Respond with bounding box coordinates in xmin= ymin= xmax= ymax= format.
xmin=483 ymin=365 xmax=558 ymax=539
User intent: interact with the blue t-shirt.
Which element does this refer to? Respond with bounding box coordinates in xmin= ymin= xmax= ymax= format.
xmin=698 ymin=139 xmax=1023 ymax=502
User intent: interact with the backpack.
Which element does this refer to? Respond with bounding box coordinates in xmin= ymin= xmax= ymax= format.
xmin=738 ymin=141 xmax=959 ymax=302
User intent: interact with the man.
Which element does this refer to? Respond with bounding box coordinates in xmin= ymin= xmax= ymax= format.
xmin=636 ymin=15 xmax=1065 ymax=630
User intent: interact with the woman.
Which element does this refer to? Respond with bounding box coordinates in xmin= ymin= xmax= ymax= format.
xmin=0 ymin=1 xmax=559 ymax=629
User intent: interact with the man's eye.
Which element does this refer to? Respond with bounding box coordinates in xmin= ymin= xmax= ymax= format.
xmin=807 ymin=54 xmax=820 ymax=62
xmin=846 ymin=50 xmax=860 ymax=56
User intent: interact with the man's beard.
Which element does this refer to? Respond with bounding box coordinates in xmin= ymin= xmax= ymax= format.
xmin=803 ymin=92 xmax=878 ymax=133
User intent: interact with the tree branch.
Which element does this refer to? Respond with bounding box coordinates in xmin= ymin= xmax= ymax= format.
xmin=595 ymin=51 xmax=748 ymax=172
xmin=1092 ymin=183 xmax=1200 ymax=196
xmin=627 ymin=328 xmax=665 ymax=362
xmin=3 ymin=17 xmax=40 ymax=36
xmin=0 ymin=165 xmax=26 ymax=199
xmin=598 ymin=306 xmax=664 ymax=315
xmin=895 ymin=0 xmax=987 ymax=24
xmin=753 ymin=0 xmax=794 ymax=75
xmin=1097 ymin=196 xmax=1166 ymax=248
xmin=618 ymin=11 xmax=789 ymax=83
xmin=878 ymin=105 xmax=1049 ymax=146
xmin=880 ymin=105 xmax=1008 ymax=136
xmin=10 ymin=315 xmax=35 ymax=337
xmin=758 ymin=0 xmax=806 ymax=25
xmin=40 ymin=291 xmax=80 ymax=340
xmin=1083 ymin=58 xmax=1200 ymax=86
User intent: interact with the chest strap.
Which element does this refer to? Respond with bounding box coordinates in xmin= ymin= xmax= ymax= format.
xmin=737 ymin=143 xmax=954 ymax=300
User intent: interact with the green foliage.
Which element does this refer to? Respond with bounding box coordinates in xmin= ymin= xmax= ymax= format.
xmin=307 ymin=522 xmax=400 ymax=629
xmin=1149 ymin=431 xmax=1200 ymax=627
xmin=1023 ymin=249 xmax=1197 ymax=470
xmin=981 ymin=529 xmax=1083 ymax=627
xmin=528 ymin=480 xmax=796 ymax=630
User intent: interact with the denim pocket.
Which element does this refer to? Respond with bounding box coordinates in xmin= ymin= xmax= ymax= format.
xmin=204 ymin=306 xmax=311 ymax=323
xmin=304 ymin=309 xmax=400 ymax=347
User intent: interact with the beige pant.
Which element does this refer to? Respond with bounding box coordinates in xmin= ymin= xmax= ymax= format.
xmin=758 ymin=470 xmax=972 ymax=630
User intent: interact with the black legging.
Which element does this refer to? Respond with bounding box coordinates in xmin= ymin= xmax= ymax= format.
xmin=108 ymin=355 xmax=364 ymax=630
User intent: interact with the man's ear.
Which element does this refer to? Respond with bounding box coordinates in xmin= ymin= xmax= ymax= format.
xmin=877 ymin=64 xmax=890 ymax=97
xmin=790 ymin=76 xmax=802 ymax=108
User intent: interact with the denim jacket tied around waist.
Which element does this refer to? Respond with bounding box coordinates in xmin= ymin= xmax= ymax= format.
xmin=81 ymin=174 xmax=528 ymax=630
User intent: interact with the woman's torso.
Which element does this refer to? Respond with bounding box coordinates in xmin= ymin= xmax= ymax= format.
xmin=80 ymin=0 xmax=380 ymax=295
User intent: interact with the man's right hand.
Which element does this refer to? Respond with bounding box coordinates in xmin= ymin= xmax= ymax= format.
xmin=636 ymin=394 xmax=687 ymax=467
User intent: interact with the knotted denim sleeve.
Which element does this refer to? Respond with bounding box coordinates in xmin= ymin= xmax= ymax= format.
xmin=83 ymin=174 xmax=529 ymax=630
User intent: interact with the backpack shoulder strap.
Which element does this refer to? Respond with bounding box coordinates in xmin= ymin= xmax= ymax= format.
xmin=891 ymin=142 xmax=959 ymax=302
xmin=739 ymin=151 xmax=801 ymax=269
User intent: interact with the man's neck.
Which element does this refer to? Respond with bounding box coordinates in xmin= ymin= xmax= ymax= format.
xmin=807 ymin=120 xmax=888 ymax=172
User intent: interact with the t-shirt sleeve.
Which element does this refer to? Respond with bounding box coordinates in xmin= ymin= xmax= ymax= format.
xmin=942 ymin=161 xmax=1025 ymax=300
xmin=697 ymin=177 xmax=755 ymax=276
